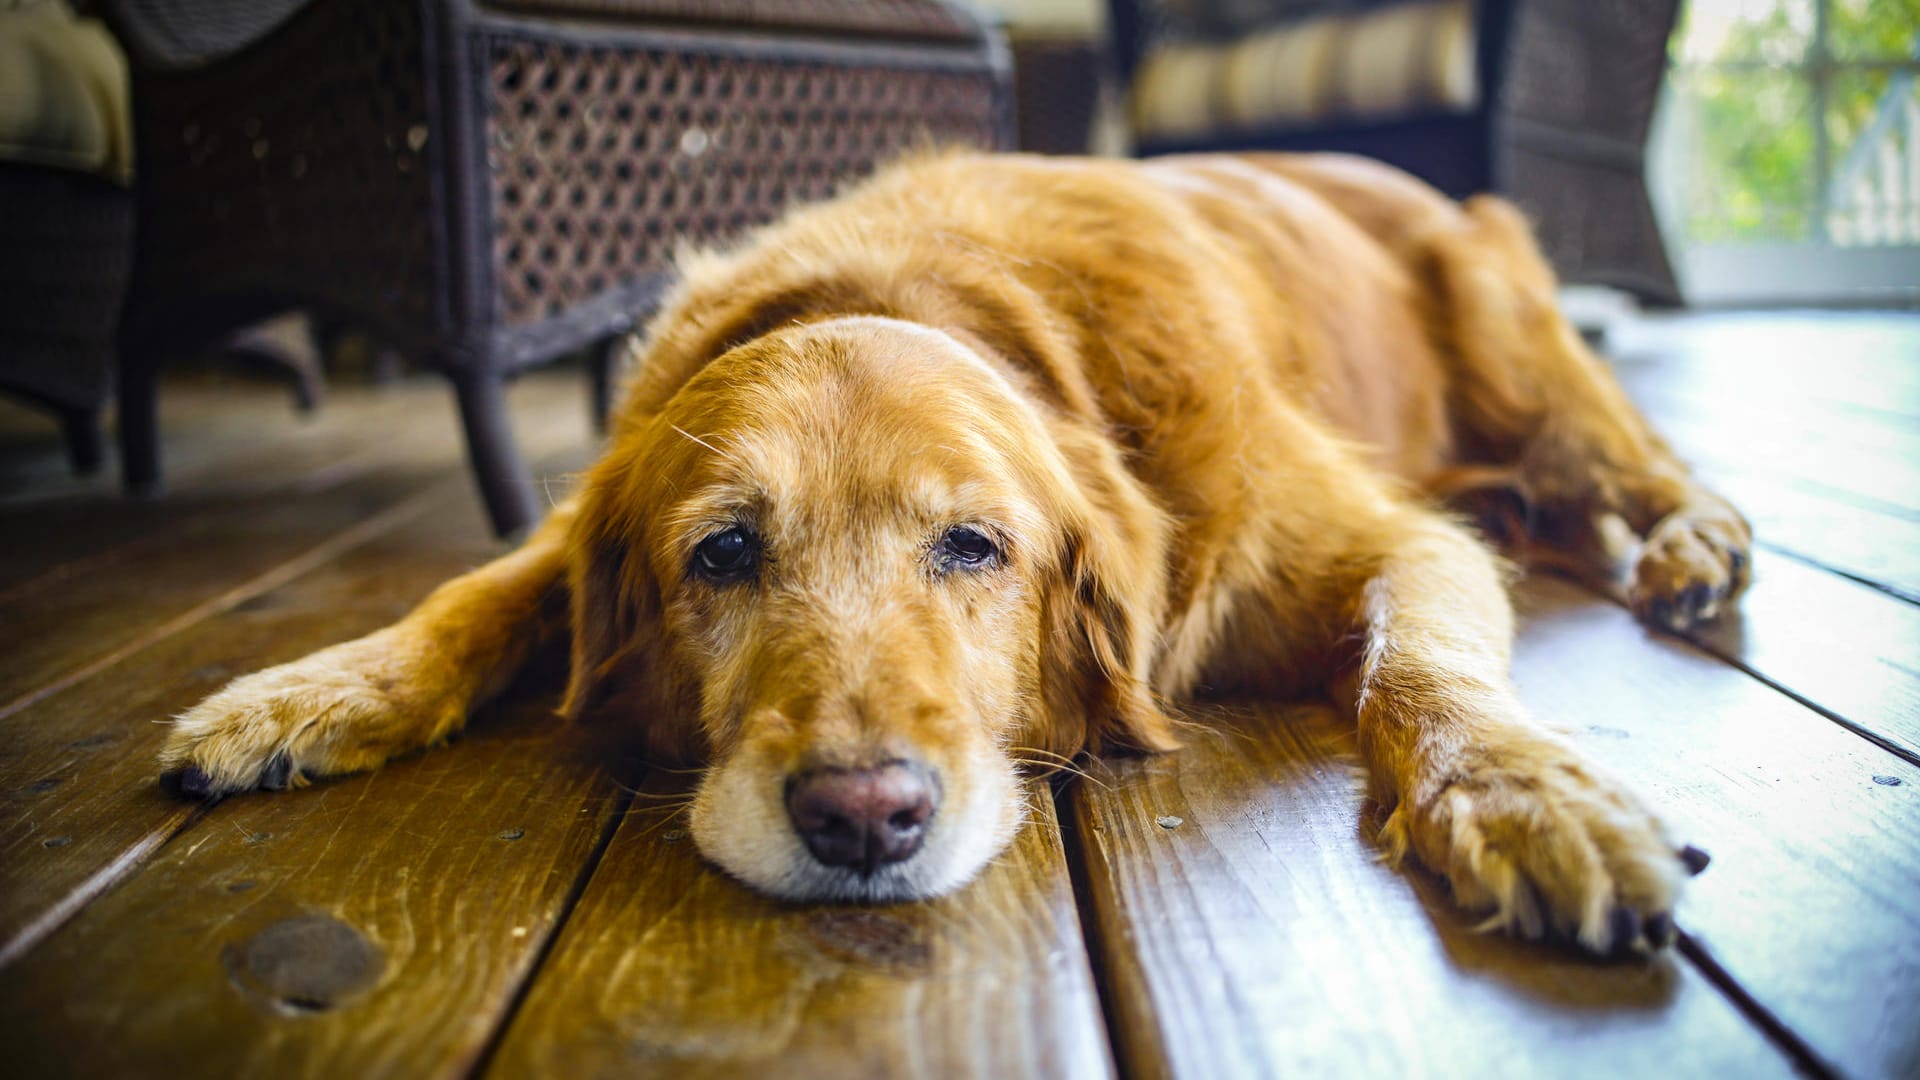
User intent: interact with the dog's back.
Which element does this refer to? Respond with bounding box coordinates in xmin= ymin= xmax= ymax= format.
xmin=623 ymin=151 xmax=1493 ymax=495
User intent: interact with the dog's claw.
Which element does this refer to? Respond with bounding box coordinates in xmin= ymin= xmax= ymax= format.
xmin=1649 ymin=597 xmax=1674 ymax=628
xmin=1682 ymin=583 xmax=1711 ymax=615
xmin=1645 ymin=911 xmax=1676 ymax=948
xmin=1607 ymin=906 xmax=1641 ymax=954
xmin=259 ymin=750 xmax=296 ymax=791
xmin=1678 ymin=844 xmax=1712 ymax=876
xmin=160 ymin=765 xmax=219 ymax=801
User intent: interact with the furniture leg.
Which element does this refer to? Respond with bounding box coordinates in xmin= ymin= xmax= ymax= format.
xmin=451 ymin=369 xmax=540 ymax=538
xmin=57 ymin=403 xmax=103 ymax=475
xmin=588 ymin=336 xmax=623 ymax=434
xmin=116 ymin=343 xmax=161 ymax=497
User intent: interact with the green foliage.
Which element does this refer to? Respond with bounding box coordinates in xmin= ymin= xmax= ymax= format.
xmin=1682 ymin=68 xmax=1814 ymax=241
xmin=1671 ymin=0 xmax=1919 ymax=243
xmin=1830 ymin=0 xmax=1920 ymax=57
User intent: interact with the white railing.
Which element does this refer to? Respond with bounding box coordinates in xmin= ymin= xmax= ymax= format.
xmin=1827 ymin=40 xmax=1920 ymax=247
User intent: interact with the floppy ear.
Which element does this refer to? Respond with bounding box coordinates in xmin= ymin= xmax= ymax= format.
xmin=558 ymin=471 xmax=647 ymax=723
xmin=559 ymin=460 xmax=709 ymax=762
xmin=1036 ymin=428 xmax=1182 ymax=757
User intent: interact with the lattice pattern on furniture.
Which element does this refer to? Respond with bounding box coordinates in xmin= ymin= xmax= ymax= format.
xmin=485 ymin=39 xmax=1002 ymax=325
xmin=136 ymin=0 xmax=438 ymax=331
xmin=482 ymin=0 xmax=980 ymax=41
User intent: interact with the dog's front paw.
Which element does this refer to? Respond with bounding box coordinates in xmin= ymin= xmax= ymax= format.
xmin=1630 ymin=512 xmax=1750 ymax=630
xmin=1382 ymin=737 xmax=1699 ymax=955
xmin=160 ymin=630 xmax=466 ymax=799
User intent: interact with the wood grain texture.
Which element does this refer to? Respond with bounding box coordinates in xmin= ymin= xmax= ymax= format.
xmin=1659 ymin=461 xmax=1920 ymax=604
xmin=1609 ymin=314 xmax=1920 ymax=429
xmin=0 ymin=481 xmax=493 ymax=962
xmin=488 ymin=774 xmax=1114 ymax=1080
xmin=0 ymin=693 xmax=624 ymax=1079
xmin=0 ymin=374 xmax=579 ymax=588
xmin=0 ymin=374 xmax=587 ymax=711
xmin=1594 ymin=548 xmax=1920 ymax=765
xmin=1067 ymin=704 xmax=1793 ymax=1080
xmin=1608 ymin=314 xmax=1920 ymax=601
xmin=1622 ymin=381 xmax=1920 ymax=522
xmin=0 ymin=429 xmax=590 ymax=964
xmin=1510 ymin=576 xmax=1920 ymax=1079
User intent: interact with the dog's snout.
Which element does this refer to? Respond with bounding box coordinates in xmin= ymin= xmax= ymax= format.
xmin=786 ymin=762 xmax=938 ymax=875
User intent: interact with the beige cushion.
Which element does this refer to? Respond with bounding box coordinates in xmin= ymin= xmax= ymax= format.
xmin=0 ymin=1 xmax=133 ymax=182
xmin=1134 ymin=0 xmax=1477 ymax=140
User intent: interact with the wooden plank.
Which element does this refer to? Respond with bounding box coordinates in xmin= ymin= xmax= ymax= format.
xmin=1509 ymin=576 xmax=1920 ymax=1079
xmin=1067 ymin=704 xmax=1794 ymax=1079
xmin=487 ymin=773 xmax=1114 ymax=1079
xmin=1573 ymin=547 xmax=1920 ymax=765
xmin=0 ymin=480 xmax=485 ymax=963
xmin=0 ymin=375 xmax=398 ymax=568
xmin=0 ymin=690 xmax=625 ymax=1078
xmin=0 ymin=471 xmax=476 ymax=713
xmin=1602 ymin=312 xmax=1920 ymax=601
xmin=0 ymin=386 xmax=587 ymax=720
xmin=1618 ymin=377 xmax=1920 ymax=522
xmin=1685 ymin=467 xmax=1920 ymax=604
xmin=0 ymin=369 xmax=588 ymax=590
xmin=1609 ymin=313 xmax=1920 ymax=428
xmin=0 ymin=372 xmax=586 ymax=678
xmin=0 ymin=440 xmax=588 ymax=964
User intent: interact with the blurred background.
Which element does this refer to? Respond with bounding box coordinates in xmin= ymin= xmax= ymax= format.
xmin=1 ymin=0 xmax=1914 ymax=524
xmin=1653 ymin=0 xmax=1919 ymax=303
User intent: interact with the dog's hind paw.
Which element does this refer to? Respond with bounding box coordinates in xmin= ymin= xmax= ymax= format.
xmin=158 ymin=630 xmax=467 ymax=799
xmin=1629 ymin=512 xmax=1750 ymax=631
xmin=1386 ymin=737 xmax=1698 ymax=956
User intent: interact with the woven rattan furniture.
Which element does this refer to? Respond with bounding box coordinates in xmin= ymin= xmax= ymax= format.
xmin=101 ymin=0 xmax=1012 ymax=535
xmin=1109 ymin=0 xmax=1682 ymax=305
xmin=0 ymin=162 xmax=133 ymax=474
xmin=0 ymin=2 xmax=136 ymax=475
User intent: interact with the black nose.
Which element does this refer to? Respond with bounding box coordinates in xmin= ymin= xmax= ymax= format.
xmin=785 ymin=761 xmax=938 ymax=875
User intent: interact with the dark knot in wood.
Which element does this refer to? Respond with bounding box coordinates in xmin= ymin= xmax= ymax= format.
xmin=223 ymin=913 xmax=384 ymax=1016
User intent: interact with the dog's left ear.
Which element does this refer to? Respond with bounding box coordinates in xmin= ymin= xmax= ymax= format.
xmin=1036 ymin=427 xmax=1181 ymax=757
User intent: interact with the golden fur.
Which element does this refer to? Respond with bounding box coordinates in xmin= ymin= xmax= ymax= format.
xmin=162 ymin=152 xmax=1749 ymax=951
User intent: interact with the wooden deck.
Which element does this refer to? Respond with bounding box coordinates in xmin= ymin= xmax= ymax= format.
xmin=1 ymin=312 xmax=1915 ymax=1079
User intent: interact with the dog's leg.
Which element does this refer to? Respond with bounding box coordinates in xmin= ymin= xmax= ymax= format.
xmin=1346 ymin=512 xmax=1692 ymax=953
xmin=160 ymin=501 xmax=576 ymax=797
xmin=1433 ymin=198 xmax=1750 ymax=630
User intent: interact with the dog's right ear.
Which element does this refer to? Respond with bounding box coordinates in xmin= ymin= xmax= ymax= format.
xmin=559 ymin=466 xmax=650 ymax=723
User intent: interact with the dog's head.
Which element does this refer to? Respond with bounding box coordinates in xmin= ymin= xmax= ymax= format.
xmin=563 ymin=317 xmax=1177 ymax=901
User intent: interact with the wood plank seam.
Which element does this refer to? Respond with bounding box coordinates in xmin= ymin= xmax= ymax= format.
xmin=1755 ymin=542 xmax=1920 ymax=610
xmin=1050 ymin=775 xmax=1162 ymax=1080
xmin=0 ymin=480 xmax=486 ymax=966
xmin=0 ymin=479 xmax=469 ymax=725
xmin=468 ymin=785 xmax=638 ymax=1078
xmin=1676 ymin=933 xmax=1841 ymax=1080
xmin=0 ymin=438 xmax=409 ymax=608
xmin=1558 ymin=571 xmax=1920 ymax=770
xmin=0 ymin=803 xmax=204 ymax=968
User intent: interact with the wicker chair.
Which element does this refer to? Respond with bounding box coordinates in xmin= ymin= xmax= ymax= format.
xmin=1109 ymin=0 xmax=1682 ymax=306
xmin=99 ymin=0 xmax=1012 ymax=535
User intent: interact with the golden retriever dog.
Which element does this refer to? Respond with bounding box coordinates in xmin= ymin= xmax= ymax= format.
xmin=160 ymin=152 xmax=1747 ymax=954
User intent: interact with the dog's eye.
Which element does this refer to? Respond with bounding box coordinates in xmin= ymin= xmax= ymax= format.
xmin=937 ymin=526 xmax=1000 ymax=571
xmin=693 ymin=527 xmax=758 ymax=580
